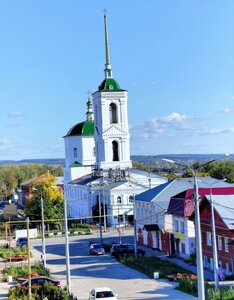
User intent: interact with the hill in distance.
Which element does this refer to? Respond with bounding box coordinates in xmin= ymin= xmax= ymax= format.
xmin=0 ymin=154 xmax=233 ymax=166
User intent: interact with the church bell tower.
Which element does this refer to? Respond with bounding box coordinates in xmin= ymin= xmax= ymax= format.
xmin=92 ymin=12 xmax=132 ymax=175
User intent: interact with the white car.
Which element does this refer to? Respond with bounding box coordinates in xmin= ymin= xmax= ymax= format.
xmin=89 ymin=287 xmax=118 ymax=299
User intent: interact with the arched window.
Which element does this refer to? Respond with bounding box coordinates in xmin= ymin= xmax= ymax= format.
xmin=112 ymin=141 xmax=119 ymax=161
xmin=73 ymin=148 xmax=77 ymax=158
xmin=129 ymin=196 xmax=134 ymax=203
xmin=109 ymin=103 xmax=117 ymax=123
xmin=117 ymin=196 xmax=122 ymax=204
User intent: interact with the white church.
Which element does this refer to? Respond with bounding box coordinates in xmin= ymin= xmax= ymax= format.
xmin=63 ymin=13 xmax=167 ymax=227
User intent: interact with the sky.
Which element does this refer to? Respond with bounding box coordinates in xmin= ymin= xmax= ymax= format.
xmin=0 ymin=1 xmax=233 ymax=160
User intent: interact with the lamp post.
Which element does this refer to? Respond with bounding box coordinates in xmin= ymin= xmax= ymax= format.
xmin=128 ymin=183 xmax=137 ymax=258
xmin=162 ymin=159 xmax=205 ymax=300
xmin=63 ymin=187 xmax=72 ymax=295
xmin=207 ymin=179 xmax=226 ymax=289
xmin=102 ymin=186 xmax=107 ymax=232
xmin=27 ymin=217 xmax=32 ymax=300
xmin=32 ymin=188 xmax=46 ymax=269
xmin=98 ymin=191 xmax=103 ymax=245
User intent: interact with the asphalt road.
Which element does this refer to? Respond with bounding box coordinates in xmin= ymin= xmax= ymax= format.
xmin=31 ymin=229 xmax=197 ymax=300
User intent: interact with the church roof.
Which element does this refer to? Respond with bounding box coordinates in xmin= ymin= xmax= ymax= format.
xmin=98 ymin=78 xmax=125 ymax=92
xmin=64 ymin=120 xmax=94 ymax=138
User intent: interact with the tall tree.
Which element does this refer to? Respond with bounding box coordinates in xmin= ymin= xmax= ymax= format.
xmin=25 ymin=173 xmax=64 ymax=230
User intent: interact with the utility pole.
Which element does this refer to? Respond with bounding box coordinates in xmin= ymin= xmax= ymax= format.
xmin=27 ymin=217 xmax=32 ymax=300
xmin=64 ymin=193 xmax=71 ymax=294
xmin=133 ymin=190 xmax=137 ymax=258
xmin=40 ymin=191 xmax=46 ymax=269
xmin=98 ymin=191 xmax=103 ymax=244
xmin=208 ymin=180 xmax=225 ymax=289
xmin=32 ymin=187 xmax=46 ymax=268
xmin=8 ymin=214 xmax=12 ymax=265
xmin=118 ymin=207 xmax=121 ymax=244
xmin=162 ymin=159 xmax=205 ymax=300
xmin=102 ymin=186 xmax=107 ymax=232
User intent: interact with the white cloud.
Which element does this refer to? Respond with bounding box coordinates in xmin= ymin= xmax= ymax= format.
xmin=162 ymin=112 xmax=189 ymax=123
xmin=197 ymin=127 xmax=234 ymax=135
xmin=0 ymin=138 xmax=13 ymax=148
xmin=8 ymin=112 xmax=25 ymax=117
xmin=219 ymin=107 xmax=233 ymax=114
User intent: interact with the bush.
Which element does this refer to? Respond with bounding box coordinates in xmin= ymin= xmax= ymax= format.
xmin=0 ymin=246 xmax=28 ymax=260
xmin=177 ymin=278 xmax=234 ymax=299
xmin=2 ymin=262 xmax=50 ymax=282
xmin=8 ymin=283 xmax=70 ymax=300
xmin=122 ymin=256 xmax=189 ymax=279
xmin=177 ymin=277 xmax=197 ymax=296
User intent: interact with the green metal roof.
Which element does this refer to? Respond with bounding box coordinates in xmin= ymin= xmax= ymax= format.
xmin=70 ymin=161 xmax=83 ymax=167
xmin=64 ymin=120 xmax=94 ymax=138
xmin=99 ymin=78 xmax=122 ymax=92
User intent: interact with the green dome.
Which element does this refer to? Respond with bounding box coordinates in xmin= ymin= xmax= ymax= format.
xmin=64 ymin=121 xmax=94 ymax=138
xmin=99 ymin=78 xmax=123 ymax=92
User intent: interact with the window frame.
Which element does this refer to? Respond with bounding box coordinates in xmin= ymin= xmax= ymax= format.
xmin=206 ymin=232 xmax=212 ymax=246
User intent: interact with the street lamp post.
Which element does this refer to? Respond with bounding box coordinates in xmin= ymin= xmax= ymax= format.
xmin=40 ymin=191 xmax=46 ymax=269
xmin=133 ymin=189 xmax=137 ymax=258
xmin=162 ymin=159 xmax=205 ymax=300
xmin=128 ymin=184 xmax=137 ymax=258
xmin=102 ymin=186 xmax=107 ymax=232
xmin=208 ymin=179 xmax=226 ymax=289
xmin=32 ymin=188 xmax=46 ymax=269
xmin=98 ymin=191 xmax=103 ymax=245
xmin=63 ymin=189 xmax=72 ymax=295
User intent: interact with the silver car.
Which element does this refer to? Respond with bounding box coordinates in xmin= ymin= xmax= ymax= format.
xmin=89 ymin=243 xmax=105 ymax=255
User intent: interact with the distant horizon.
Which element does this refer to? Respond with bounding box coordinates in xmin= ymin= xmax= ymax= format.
xmin=0 ymin=153 xmax=233 ymax=163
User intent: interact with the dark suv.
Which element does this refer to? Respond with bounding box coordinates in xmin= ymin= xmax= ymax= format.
xmin=16 ymin=237 xmax=28 ymax=247
xmin=110 ymin=243 xmax=145 ymax=258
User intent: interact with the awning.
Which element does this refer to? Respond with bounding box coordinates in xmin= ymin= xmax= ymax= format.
xmin=143 ymin=224 xmax=160 ymax=231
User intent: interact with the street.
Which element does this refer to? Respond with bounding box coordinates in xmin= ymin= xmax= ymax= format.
xmin=31 ymin=229 xmax=197 ymax=300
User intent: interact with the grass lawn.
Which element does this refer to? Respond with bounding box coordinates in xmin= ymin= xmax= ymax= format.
xmin=121 ymin=256 xmax=193 ymax=279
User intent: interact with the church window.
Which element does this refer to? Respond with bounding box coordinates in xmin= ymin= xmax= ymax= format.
xmin=109 ymin=103 xmax=117 ymax=123
xmin=112 ymin=141 xmax=119 ymax=161
xmin=129 ymin=196 xmax=133 ymax=203
xmin=117 ymin=196 xmax=122 ymax=204
xmin=73 ymin=148 xmax=78 ymax=158
xmin=93 ymin=147 xmax=96 ymax=157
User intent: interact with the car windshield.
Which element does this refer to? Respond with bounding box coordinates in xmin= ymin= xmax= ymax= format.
xmin=93 ymin=244 xmax=102 ymax=248
xmin=96 ymin=291 xmax=114 ymax=298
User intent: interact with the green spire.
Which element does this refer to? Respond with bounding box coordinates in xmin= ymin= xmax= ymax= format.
xmin=103 ymin=9 xmax=112 ymax=79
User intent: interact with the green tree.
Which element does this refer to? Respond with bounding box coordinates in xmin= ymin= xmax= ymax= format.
xmin=0 ymin=164 xmax=63 ymax=199
xmin=25 ymin=173 xmax=64 ymax=230
xmin=202 ymin=161 xmax=234 ymax=183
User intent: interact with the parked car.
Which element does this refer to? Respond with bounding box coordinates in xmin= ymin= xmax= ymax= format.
xmin=16 ymin=237 xmax=28 ymax=247
xmin=110 ymin=244 xmax=145 ymax=258
xmin=89 ymin=287 xmax=118 ymax=299
xmin=10 ymin=276 xmax=61 ymax=290
xmin=90 ymin=244 xmax=105 ymax=255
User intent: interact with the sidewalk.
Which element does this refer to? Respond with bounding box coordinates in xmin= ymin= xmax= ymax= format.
xmin=0 ymin=258 xmax=12 ymax=300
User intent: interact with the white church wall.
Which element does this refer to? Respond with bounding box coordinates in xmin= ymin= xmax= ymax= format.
xmin=81 ymin=136 xmax=95 ymax=165
xmin=65 ymin=137 xmax=83 ymax=167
